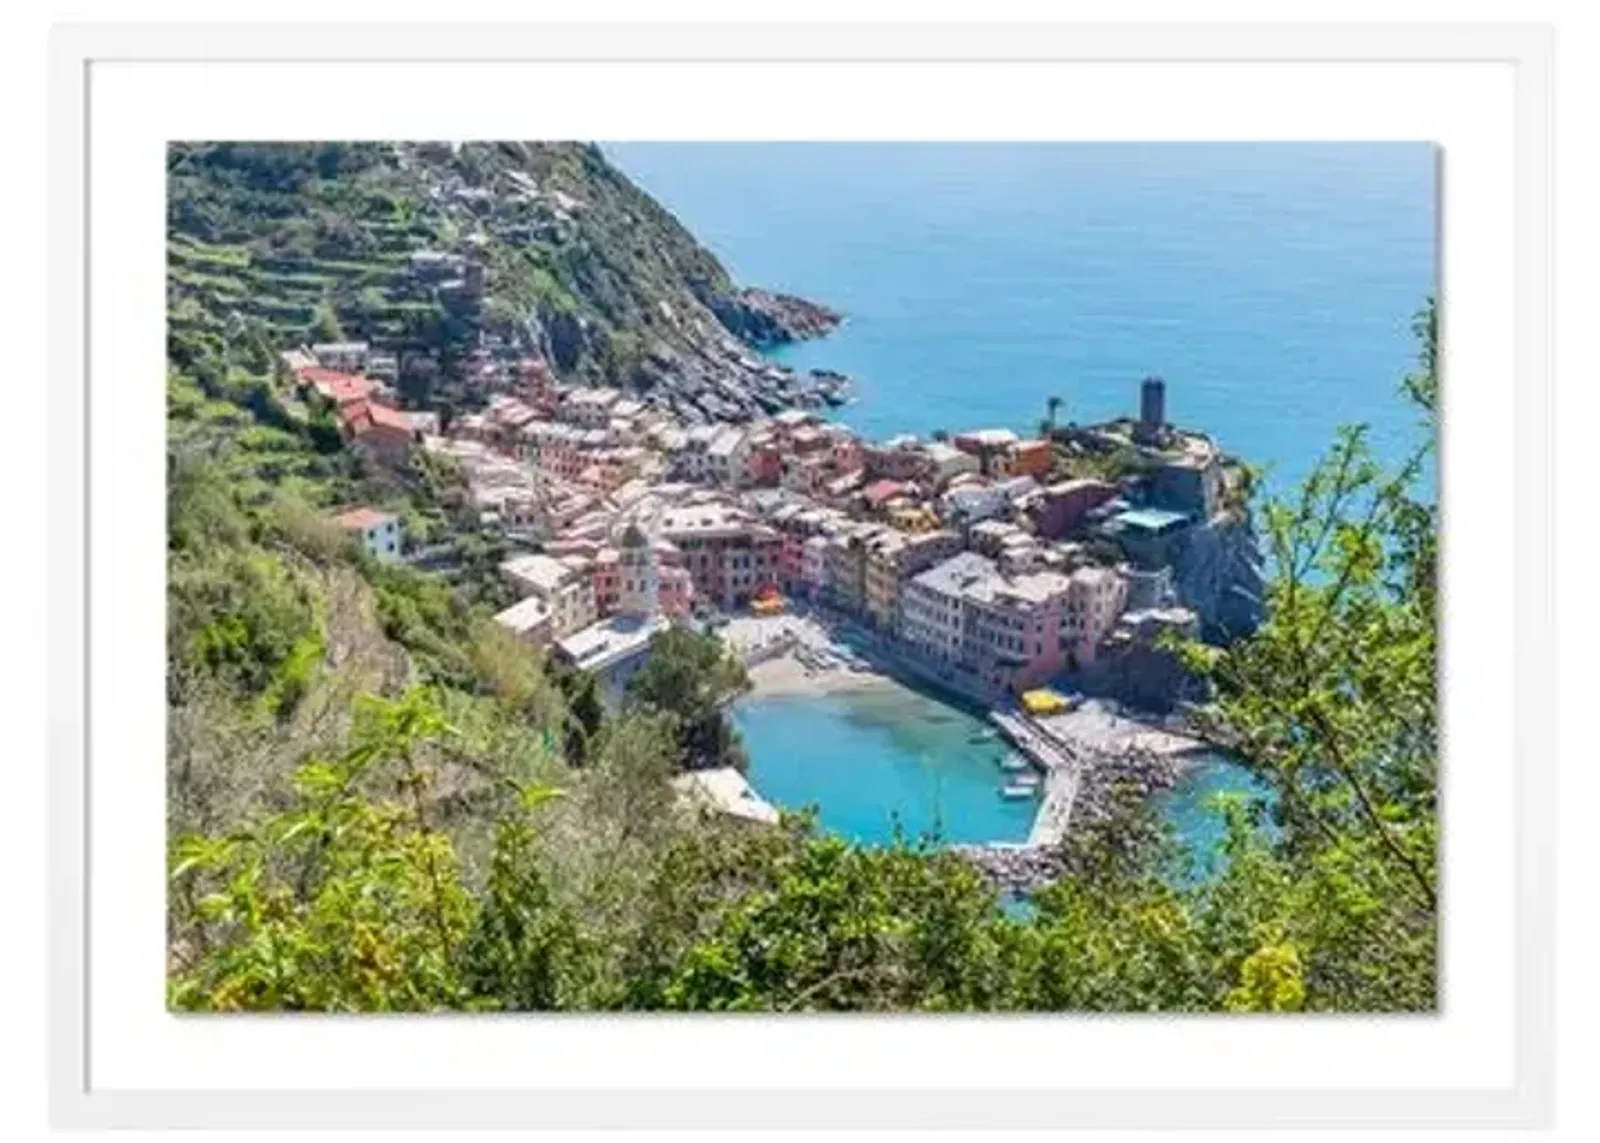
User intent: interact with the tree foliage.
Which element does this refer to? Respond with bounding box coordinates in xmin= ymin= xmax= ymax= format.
xmin=624 ymin=626 xmax=752 ymax=771
xmin=1179 ymin=297 xmax=1439 ymax=1008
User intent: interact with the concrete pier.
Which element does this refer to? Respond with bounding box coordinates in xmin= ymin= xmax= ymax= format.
xmin=989 ymin=710 xmax=1081 ymax=846
xmin=1027 ymin=767 xmax=1080 ymax=847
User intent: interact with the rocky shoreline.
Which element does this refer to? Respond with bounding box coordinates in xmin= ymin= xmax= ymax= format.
xmin=615 ymin=286 xmax=852 ymax=426
xmin=376 ymin=142 xmax=857 ymax=428
xmin=954 ymin=739 xmax=1194 ymax=895
xmin=710 ymin=287 xmax=843 ymax=348
xmin=633 ymin=332 xmax=854 ymax=427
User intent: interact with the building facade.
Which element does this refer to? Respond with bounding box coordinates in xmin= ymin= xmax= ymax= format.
xmin=656 ymin=502 xmax=781 ymax=611
xmin=334 ymin=507 xmax=403 ymax=563
xmin=500 ymin=553 xmax=597 ymax=639
xmin=901 ymin=552 xmax=1130 ymax=697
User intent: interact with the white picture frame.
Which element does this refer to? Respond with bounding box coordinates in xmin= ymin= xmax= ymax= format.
xmin=47 ymin=21 xmax=1555 ymax=1130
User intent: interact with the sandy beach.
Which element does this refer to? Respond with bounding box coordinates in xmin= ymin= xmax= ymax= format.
xmin=724 ymin=613 xmax=897 ymax=699
xmin=745 ymin=655 xmax=894 ymax=698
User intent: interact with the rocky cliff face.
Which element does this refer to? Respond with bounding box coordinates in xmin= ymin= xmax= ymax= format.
xmin=710 ymin=288 xmax=842 ymax=348
xmin=1166 ymin=513 xmax=1266 ymax=642
xmin=1080 ymin=636 xmax=1208 ymax=715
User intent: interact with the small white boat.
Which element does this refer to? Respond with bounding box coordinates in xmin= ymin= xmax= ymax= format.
xmin=999 ymin=753 xmax=1031 ymax=772
xmin=1000 ymin=782 xmax=1038 ymax=800
xmin=1010 ymin=771 xmax=1041 ymax=788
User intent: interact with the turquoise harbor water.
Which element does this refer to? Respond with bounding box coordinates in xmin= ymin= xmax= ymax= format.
xmin=1153 ymin=754 xmax=1277 ymax=879
xmin=733 ymin=688 xmax=1037 ymax=847
xmin=734 ymin=685 xmax=1272 ymax=856
xmin=612 ymin=143 xmax=1433 ymax=850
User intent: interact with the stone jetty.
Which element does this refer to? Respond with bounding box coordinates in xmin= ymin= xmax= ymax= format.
xmin=957 ymin=701 xmax=1202 ymax=895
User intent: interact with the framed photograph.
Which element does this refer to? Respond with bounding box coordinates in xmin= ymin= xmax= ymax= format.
xmin=48 ymin=20 xmax=1554 ymax=1130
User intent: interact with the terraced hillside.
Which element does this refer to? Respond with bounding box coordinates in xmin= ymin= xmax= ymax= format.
xmin=166 ymin=142 xmax=845 ymax=422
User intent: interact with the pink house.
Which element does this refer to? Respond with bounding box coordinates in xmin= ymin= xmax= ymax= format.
xmin=593 ymin=548 xmax=621 ymax=616
xmin=776 ymin=532 xmax=807 ymax=592
xmin=745 ymin=440 xmax=783 ymax=487
xmin=831 ymin=435 xmax=865 ymax=476
xmin=657 ymin=562 xmax=695 ymax=619
xmin=902 ymin=553 xmax=1130 ymax=698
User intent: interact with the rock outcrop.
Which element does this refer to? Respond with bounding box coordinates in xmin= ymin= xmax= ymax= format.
xmin=709 ymin=287 xmax=842 ymax=348
xmin=1166 ymin=512 xmax=1265 ymax=642
xmin=955 ymin=742 xmax=1192 ymax=894
xmin=1075 ymin=608 xmax=1209 ymax=714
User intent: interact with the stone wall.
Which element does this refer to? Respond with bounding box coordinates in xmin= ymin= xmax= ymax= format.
xmin=1073 ymin=609 xmax=1208 ymax=714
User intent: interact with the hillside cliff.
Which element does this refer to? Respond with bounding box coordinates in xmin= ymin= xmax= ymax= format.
xmin=1167 ymin=514 xmax=1266 ymax=642
xmin=167 ymin=141 xmax=844 ymax=422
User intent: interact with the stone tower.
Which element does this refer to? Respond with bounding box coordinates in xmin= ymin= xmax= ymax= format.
xmin=616 ymin=521 xmax=659 ymax=619
xmin=1136 ymin=376 xmax=1166 ymax=445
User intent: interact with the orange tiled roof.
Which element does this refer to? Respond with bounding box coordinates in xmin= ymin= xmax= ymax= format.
xmin=299 ymin=367 xmax=375 ymax=405
xmin=334 ymin=506 xmax=394 ymax=531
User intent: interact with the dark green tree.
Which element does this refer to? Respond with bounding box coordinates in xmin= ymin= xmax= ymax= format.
xmin=310 ymin=301 xmax=345 ymax=344
xmin=624 ymin=626 xmax=752 ymax=771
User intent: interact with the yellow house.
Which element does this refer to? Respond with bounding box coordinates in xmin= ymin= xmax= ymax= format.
xmin=886 ymin=503 xmax=940 ymax=534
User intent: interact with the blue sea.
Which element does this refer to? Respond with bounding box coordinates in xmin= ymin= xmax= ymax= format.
xmin=610 ymin=143 xmax=1432 ymax=850
xmin=607 ymin=142 xmax=1437 ymax=494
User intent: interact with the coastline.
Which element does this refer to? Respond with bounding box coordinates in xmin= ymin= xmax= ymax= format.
xmin=1033 ymin=698 xmax=1208 ymax=766
xmin=730 ymin=651 xmax=1038 ymax=848
xmin=721 ymin=610 xmax=1234 ymax=879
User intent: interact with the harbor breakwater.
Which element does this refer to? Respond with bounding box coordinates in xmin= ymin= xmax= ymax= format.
xmin=954 ymin=704 xmax=1201 ymax=894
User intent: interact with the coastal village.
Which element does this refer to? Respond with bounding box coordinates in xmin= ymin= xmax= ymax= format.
xmin=279 ymin=333 xmax=1260 ymax=873
xmin=158 ymin=140 xmax=1442 ymax=1019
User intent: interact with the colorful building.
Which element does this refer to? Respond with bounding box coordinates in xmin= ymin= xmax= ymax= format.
xmin=1061 ymin=565 xmax=1130 ymax=668
xmin=952 ymin=428 xmax=1020 ymax=474
xmin=921 ymin=441 xmax=980 ymax=485
xmin=861 ymin=528 xmax=964 ymax=634
xmin=863 ymin=435 xmax=937 ymax=484
xmin=333 ymin=506 xmax=403 ymax=564
xmin=656 ymin=501 xmax=781 ymax=610
xmin=1033 ymin=478 xmax=1120 ymax=539
xmin=994 ymin=438 xmax=1054 ymax=480
xmin=821 ymin=522 xmax=886 ymax=614
xmin=744 ymin=432 xmax=784 ymax=486
xmin=341 ymin=400 xmax=415 ymax=464
xmin=901 ymin=551 xmax=1129 ymax=698
xmin=500 ymin=553 xmax=597 ymax=640
xmin=592 ymin=547 xmax=621 ymax=615
xmin=801 ymin=535 xmax=830 ymax=600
